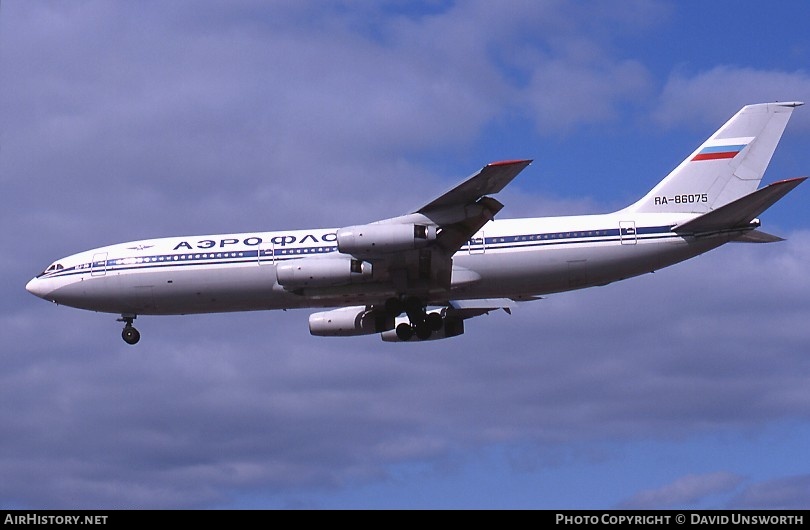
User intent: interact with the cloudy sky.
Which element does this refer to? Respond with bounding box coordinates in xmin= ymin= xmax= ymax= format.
xmin=2 ymin=0 xmax=810 ymax=509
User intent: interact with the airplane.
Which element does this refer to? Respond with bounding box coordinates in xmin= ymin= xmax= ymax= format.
xmin=26 ymin=102 xmax=805 ymax=344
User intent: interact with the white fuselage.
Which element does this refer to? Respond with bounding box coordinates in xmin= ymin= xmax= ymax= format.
xmin=26 ymin=210 xmax=724 ymax=316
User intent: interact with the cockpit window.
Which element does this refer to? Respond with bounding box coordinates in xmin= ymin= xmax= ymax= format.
xmin=38 ymin=263 xmax=64 ymax=277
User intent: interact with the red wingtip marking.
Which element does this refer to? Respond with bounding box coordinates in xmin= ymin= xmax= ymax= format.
xmin=488 ymin=159 xmax=532 ymax=167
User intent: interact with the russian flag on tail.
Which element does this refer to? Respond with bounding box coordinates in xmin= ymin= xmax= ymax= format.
xmin=692 ymin=143 xmax=748 ymax=161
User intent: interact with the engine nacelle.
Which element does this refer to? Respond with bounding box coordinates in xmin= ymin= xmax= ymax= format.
xmin=337 ymin=223 xmax=437 ymax=255
xmin=309 ymin=306 xmax=392 ymax=337
xmin=276 ymin=258 xmax=372 ymax=288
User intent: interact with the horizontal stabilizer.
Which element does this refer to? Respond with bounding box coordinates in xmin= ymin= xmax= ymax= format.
xmin=674 ymin=177 xmax=806 ymax=235
xmin=733 ymin=230 xmax=785 ymax=243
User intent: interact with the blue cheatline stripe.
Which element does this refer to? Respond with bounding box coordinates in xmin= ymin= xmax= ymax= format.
xmin=43 ymin=246 xmax=341 ymax=280
xmin=471 ymin=234 xmax=676 ymax=253
xmin=472 ymin=225 xmax=672 ymax=248
xmin=40 ymin=225 xmax=678 ymax=280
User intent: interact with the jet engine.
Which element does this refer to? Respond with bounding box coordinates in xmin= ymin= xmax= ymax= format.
xmin=276 ymin=258 xmax=372 ymax=288
xmin=309 ymin=306 xmax=392 ymax=336
xmin=337 ymin=223 xmax=437 ymax=255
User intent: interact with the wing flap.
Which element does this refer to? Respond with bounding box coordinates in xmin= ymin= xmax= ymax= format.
xmin=433 ymin=196 xmax=503 ymax=253
xmin=446 ymin=298 xmax=515 ymax=318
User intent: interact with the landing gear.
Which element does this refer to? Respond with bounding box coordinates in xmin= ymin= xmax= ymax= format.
xmin=384 ymin=297 xmax=403 ymax=318
xmin=394 ymin=317 xmax=441 ymax=341
xmin=117 ymin=315 xmax=140 ymax=345
xmin=122 ymin=326 xmax=140 ymax=345
xmin=414 ymin=321 xmax=432 ymax=340
xmin=385 ymin=295 xmax=444 ymax=341
xmin=395 ymin=322 xmax=414 ymax=341
xmin=425 ymin=312 xmax=443 ymax=331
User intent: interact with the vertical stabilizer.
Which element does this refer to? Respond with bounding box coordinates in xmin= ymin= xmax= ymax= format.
xmin=624 ymin=102 xmax=802 ymax=214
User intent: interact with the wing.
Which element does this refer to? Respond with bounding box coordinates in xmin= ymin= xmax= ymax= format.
xmin=417 ymin=159 xmax=533 ymax=212
xmin=417 ymin=159 xmax=532 ymax=253
xmin=333 ymin=159 xmax=532 ymax=300
xmin=302 ymin=160 xmax=533 ymax=340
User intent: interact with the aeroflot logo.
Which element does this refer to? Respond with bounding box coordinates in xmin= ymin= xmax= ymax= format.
xmin=172 ymin=232 xmax=338 ymax=251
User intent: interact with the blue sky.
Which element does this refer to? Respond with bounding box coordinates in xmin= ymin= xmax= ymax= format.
xmin=2 ymin=1 xmax=810 ymax=509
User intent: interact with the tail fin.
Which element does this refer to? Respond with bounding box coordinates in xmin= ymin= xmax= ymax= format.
xmin=624 ymin=101 xmax=802 ymax=214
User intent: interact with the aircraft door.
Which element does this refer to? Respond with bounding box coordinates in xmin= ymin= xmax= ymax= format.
xmin=468 ymin=232 xmax=485 ymax=254
xmin=91 ymin=252 xmax=108 ymax=276
xmin=619 ymin=221 xmax=637 ymax=245
xmin=258 ymin=242 xmax=274 ymax=264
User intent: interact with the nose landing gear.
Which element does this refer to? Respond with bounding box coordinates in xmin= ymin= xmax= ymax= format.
xmin=117 ymin=315 xmax=140 ymax=345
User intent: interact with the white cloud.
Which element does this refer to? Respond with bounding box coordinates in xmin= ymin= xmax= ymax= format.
xmin=731 ymin=474 xmax=810 ymax=509
xmin=654 ymin=67 xmax=810 ymax=130
xmin=619 ymin=471 xmax=744 ymax=509
xmin=524 ymin=58 xmax=651 ymax=133
xmin=2 ymin=0 xmax=663 ymax=223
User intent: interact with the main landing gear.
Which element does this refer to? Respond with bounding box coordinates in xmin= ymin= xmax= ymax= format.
xmin=117 ymin=314 xmax=140 ymax=345
xmin=385 ymin=296 xmax=443 ymax=341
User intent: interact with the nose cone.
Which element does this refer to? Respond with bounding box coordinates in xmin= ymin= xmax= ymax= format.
xmin=25 ymin=277 xmax=50 ymax=299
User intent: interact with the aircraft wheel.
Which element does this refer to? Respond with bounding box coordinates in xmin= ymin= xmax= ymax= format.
xmin=122 ymin=326 xmax=141 ymax=345
xmin=396 ymin=323 xmax=414 ymax=341
xmin=426 ymin=312 xmax=443 ymax=331
xmin=384 ymin=297 xmax=403 ymax=317
xmin=414 ymin=322 xmax=432 ymax=340
xmin=402 ymin=296 xmax=423 ymax=317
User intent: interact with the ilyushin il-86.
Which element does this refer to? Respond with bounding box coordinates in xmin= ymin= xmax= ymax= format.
xmin=27 ymin=102 xmax=805 ymax=344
